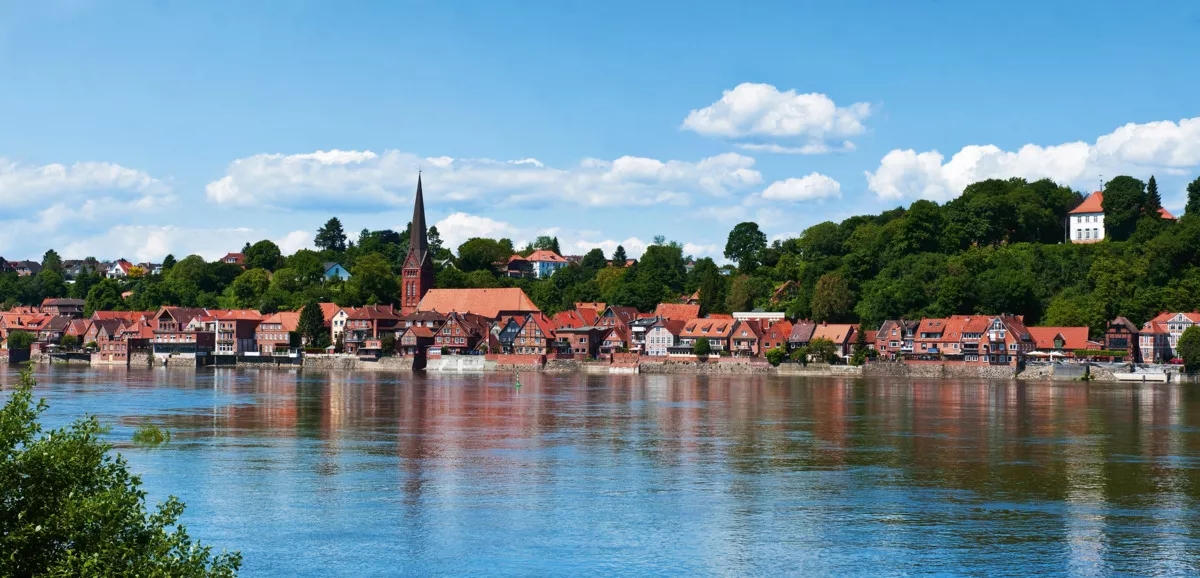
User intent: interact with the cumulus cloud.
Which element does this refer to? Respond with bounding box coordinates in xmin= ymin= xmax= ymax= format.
xmin=60 ymin=226 xmax=317 ymax=262
xmin=759 ymin=173 xmax=842 ymax=202
xmin=205 ymin=149 xmax=762 ymax=210
xmin=682 ymin=83 xmax=871 ymax=154
xmin=433 ymin=212 xmax=519 ymax=250
xmin=0 ymin=158 xmax=174 ymax=258
xmin=866 ymin=116 xmax=1200 ymax=202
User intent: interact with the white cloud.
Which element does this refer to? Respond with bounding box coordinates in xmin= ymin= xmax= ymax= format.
xmin=277 ymin=230 xmax=313 ymax=255
xmin=0 ymin=158 xmax=168 ymax=206
xmin=865 ymin=116 xmax=1200 ymax=202
xmin=433 ymin=212 xmax=518 ymax=250
xmin=682 ymin=82 xmax=871 ymax=153
xmin=566 ymin=237 xmax=649 ymax=260
xmin=735 ymin=141 xmax=856 ymax=155
xmin=205 ymin=149 xmax=762 ymax=210
xmin=760 ymin=173 xmax=842 ymax=202
xmin=0 ymin=158 xmax=174 ymax=258
xmin=60 ymin=226 xmax=316 ymax=262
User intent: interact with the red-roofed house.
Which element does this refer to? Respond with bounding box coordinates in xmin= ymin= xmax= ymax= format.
xmin=761 ymin=320 xmax=792 ymax=352
xmin=257 ymin=312 xmax=301 ymax=354
xmin=222 ymin=253 xmax=245 ymax=265
xmin=653 ymin=303 xmax=700 ymax=322
xmin=1140 ymin=312 xmax=1200 ymax=362
xmin=398 ymin=325 xmax=436 ymax=356
xmin=417 ymin=288 xmax=539 ymax=320
xmin=211 ymin=309 xmax=262 ymax=354
xmin=730 ymin=319 xmax=763 ymax=356
xmin=811 ymin=323 xmax=858 ymax=359
xmin=645 ymin=319 xmax=686 ymax=357
xmin=1070 ymin=191 xmax=1176 ymax=244
xmin=673 ymin=318 xmax=736 ymax=355
xmin=433 ymin=312 xmax=490 ymax=355
xmin=1104 ymin=317 xmax=1141 ymax=362
xmin=1027 ymin=327 xmax=1094 ymax=357
xmin=514 ymin=312 xmax=556 ymax=355
xmin=345 ymin=305 xmax=402 ymax=355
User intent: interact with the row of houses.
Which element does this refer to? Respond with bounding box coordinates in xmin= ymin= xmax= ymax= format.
xmin=0 ymin=259 xmax=160 ymax=279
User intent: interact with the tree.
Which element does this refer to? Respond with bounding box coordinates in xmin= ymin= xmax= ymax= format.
xmin=1178 ymin=326 xmax=1200 ymax=373
xmin=807 ymin=337 xmax=838 ymax=364
xmin=581 ymin=248 xmax=607 ymax=272
xmin=1187 ymin=177 xmax=1200 ymax=218
xmin=315 ymin=217 xmax=347 ymax=252
xmin=60 ymin=334 xmax=80 ymax=350
xmin=692 ymin=336 xmax=712 ymax=356
xmin=611 ymin=245 xmax=628 ymax=266
xmin=6 ymin=330 xmax=35 ymax=350
xmin=427 ymin=226 xmax=445 ymax=257
xmin=724 ymin=222 xmax=767 ymax=272
xmin=854 ymin=325 xmax=868 ymax=354
xmin=348 ymin=253 xmax=397 ymax=305
xmin=227 ymin=268 xmax=271 ymax=309
xmin=162 ymin=254 xmax=177 ymax=271
xmin=298 ymin=300 xmax=330 ymax=349
xmin=725 ymin=274 xmax=771 ymax=313
xmin=691 ymin=258 xmax=726 ymax=317
xmin=1145 ymin=175 xmax=1162 ymax=218
xmin=811 ymin=272 xmax=853 ymax=323
xmin=764 ymin=346 xmax=786 ymax=366
xmin=457 ymin=238 xmax=512 ymax=273
xmin=41 ymin=249 xmax=63 ymax=272
xmin=85 ymin=279 xmax=125 ymax=317
xmin=1102 ymin=176 xmax=1146 ymax=241
xmin=0 ymin=369 xmax=242 ymax=576
xmin=243 ymin=240 xmax=284 ymax=271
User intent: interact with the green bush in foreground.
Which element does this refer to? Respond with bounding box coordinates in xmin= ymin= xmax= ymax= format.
xmin=0 ymin=368 xmax=240 ymax=577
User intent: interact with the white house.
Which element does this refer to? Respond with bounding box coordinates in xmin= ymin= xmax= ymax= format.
xmin=1069 ymin=191 xmax=1177 ymax=244
xmin=1069 ymin=192 xmax=1105 ymax=243
xmin=645 ymin=319 xmax=684 ymax=357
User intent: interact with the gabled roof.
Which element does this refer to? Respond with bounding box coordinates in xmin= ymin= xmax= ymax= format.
xmin=789 ymin=321 xmax=816 ymax=343
xmin=1070 ymin=190 xmax=1177 ymax=220
xmin=525 ymin=250 xmax=567 ymax=263
xmin=653 ymin=303 xmax=700 ymax=322
xmin=731 ymin=320 xmax=762 ymax=340
xmin=763 ymin=320 xmax=793 ymax=342
xmin=574 ymin=302 xmax=605 ymax=311
xmin=92 ymin=311 xmax=154 ymax=322
xmin=812 ymin=323 xmax=856 ymax=344
xmin=916 ymin=318 xmax=949 ymax=338
xmin=1150 ymin=311 xmax=1200 ymax=324
xmin=602 ymin=306 xmax=640 ymax=324
xmin=680 ymin=318 xmax=735 ymax=339
xmin=261 ymin=311 xmax=301 ymax=332
xmin=318 ymin=302 xmax=345 ymax=322
xmin=155 ymin=307 xmax=209 ymax=326
xmin=1108 ymin=316 xmax=1139 ymax=333
xmin=92 ymin=319 xmax=125 ymax=339
xmin=221 ymin=253 xmax=245 ymax=263
xmin=523 ymin=312 xmax=557 ymax=339
xmin=444 ymin=311 xmax=491 ymax=337
xmin=404 ymin=326 xmax=436 ymax=339
xmin=210 ymin=309 xmax=263 ymax=321
xmin=348 ymin=305 xmax=400 ymax=320
xmin=417 ymin=288 xmax=539 ymax=319
xmin=1027 ymin=326 xmax=1091 ymax=350
xmin=66 ymin=318 xmax=91 ymax=336
xmin=1069 ymin=191 xmax=1104 ymax=214
xmin=551 ymin=310 xmax=587 ymax=330
xmin=42 ymin=298 xmax=85 ymax=307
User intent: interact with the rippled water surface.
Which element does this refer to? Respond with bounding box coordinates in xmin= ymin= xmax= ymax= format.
xmin=6 ymin=366 xmax=1200 ymax=576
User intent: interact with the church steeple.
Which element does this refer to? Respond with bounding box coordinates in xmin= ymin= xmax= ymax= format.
xmin=401 ymin=174 xmax=434 ymax=314
xmin=408 ymin=173 xmax=429 ymax=266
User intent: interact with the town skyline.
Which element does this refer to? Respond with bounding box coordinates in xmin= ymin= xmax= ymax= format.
xmin=3 ymin=1 xmax=1200 ymax=262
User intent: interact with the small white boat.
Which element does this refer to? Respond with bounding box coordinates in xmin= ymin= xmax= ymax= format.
xmin=1113 ymin=372 xmax=1168 ymax=382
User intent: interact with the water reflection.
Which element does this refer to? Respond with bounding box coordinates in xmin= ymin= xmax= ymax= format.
xmin=6 ymin=366 xmax=1200 ymax=576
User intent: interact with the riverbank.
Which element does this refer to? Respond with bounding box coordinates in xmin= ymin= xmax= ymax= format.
xmin=9 ymin=351 xmax=1174 ymax=382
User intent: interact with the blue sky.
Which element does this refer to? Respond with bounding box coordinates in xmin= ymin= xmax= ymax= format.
xmin=2 ymin=0 xmax=1199 ymax=262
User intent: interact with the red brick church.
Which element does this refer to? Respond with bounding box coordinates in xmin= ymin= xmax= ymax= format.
xmin=400 ymin=175 xmax=434 ymax=314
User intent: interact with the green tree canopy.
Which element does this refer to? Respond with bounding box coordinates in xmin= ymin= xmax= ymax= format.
xmin=692 ymin=336 xmax=711 ymax=356
xmin=724 ymin=222 xmax=767 ymax=272
xmin=1102 ymin=176 xmax=1146 ymax=241
xmin=580 ymin=248 xmax=607 ymax=272
xmin=244 ymin=240 xmax=284 ymax=271
xmin=611 ymin=245 xmax=628 ymax=266
xmin=457 ymin=238 xmax=512 ymax=273
xmin=811 ymin=272 xmax=852 ymax=323
xmin=315 ymin=217 xmax=347 ymax=252
xmin=348 ymin=253 xmax=397 ymax=305
xmin=0 ymin=369 xmax=241 ymax=576
xmin=1178 ymin=326 xmax=1200 ymax=373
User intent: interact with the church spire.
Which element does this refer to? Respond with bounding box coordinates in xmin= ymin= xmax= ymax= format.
xmin=408 ymin=173 xmax=428 ymax=266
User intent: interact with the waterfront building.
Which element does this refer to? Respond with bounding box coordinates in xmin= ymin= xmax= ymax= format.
xmin=645 ymin=319 xmax=685 ymax=357
xmin=1026 ymin=326 xmax=1095 ymax=357
xmin=257 ymin=312 xmax=301 ymax=354
xmin=1104 ymin=317 xmax=1141 ymax=362
xmin=811 ymin=323 xmax=858 ymax=359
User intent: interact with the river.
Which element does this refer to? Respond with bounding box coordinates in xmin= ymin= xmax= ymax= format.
xmin=5 ymin=366 xmax=1200 ymax=576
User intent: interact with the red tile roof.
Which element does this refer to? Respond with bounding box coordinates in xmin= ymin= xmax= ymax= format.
xmin=680 ymin=318 xmax=735 ymax=339
xmin=525 ymin=250 xmax=567 ymax=263
xmin=1027 ymin=326 xmax=1091 ymax=350
xmin=812 ymin=323 xmax=857 ymax=344
xmin=261 ymin=311 xmax=301 ymax=332
xmin=211 ymin=309 xmax=263 ymax=320
xmin=417 ymin=288 xmax=539 ymax=319
xmin=1070 ymin=191 xmax=1178 ymax=220
xmin=653 ymin=303 xmax=700 ymax=322
xmin=348 ymin=305 xmax=400 ymax=320
xmin=551 ymin=310 xmax=587 ymax=330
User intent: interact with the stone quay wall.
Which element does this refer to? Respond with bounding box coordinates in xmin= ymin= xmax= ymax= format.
xmin=863 ymin=362 xmax=1016 ymax=379
xmin=302 ymin=355 xmax=415 ymax=372
xmin=640 ymin=359 xmax=772 ymax=374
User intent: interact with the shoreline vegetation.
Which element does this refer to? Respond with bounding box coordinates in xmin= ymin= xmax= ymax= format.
xmin=2 ymin=175 xmax=1200 ymax=338
xmin=0 ymin=368 xmax=240 ymax=576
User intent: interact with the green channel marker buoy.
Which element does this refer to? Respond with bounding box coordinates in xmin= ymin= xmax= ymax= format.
xmin=514 ymin=371 xmax=521 ymax=389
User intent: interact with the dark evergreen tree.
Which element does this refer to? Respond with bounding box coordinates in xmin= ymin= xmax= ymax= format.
xmin=1145 ymin=175 xmax=1162 ymax=218
xmin=297 ymin=300 xmax=329 ymax=348
xmin=315 ymin=217 xmax=348 ymax=252
xmin=611 ymin=245 xmax=628 ymax=266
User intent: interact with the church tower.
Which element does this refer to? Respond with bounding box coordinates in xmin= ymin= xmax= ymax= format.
xmin=401 ymin=174 xmax=434 ymax=314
